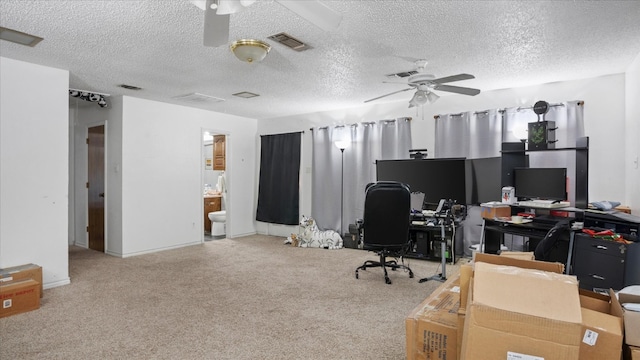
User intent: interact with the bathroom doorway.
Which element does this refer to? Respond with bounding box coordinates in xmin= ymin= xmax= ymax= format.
xmin=202 ymin=130 xmax=229 ymax=241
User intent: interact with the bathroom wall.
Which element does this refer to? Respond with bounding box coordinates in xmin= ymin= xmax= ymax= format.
xmin=119 ymin=96 xmax=257 ymax=256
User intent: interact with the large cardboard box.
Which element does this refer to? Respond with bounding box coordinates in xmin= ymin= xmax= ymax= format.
xmin=461 ymin=262 xmax=582 ymax=360
xmin=578 ymin=289 xmax=623 ymax=360
xmin=459 ymin=253 xmax=564 ymax=311
xmin=0 ymin=263 xmax=43 ymax=298
xmin=406 ymin=274 xmax=460 ymax=360
xmin=619 ymin=292 xmax=640 ymax=347
xmin=0 ymin=279 xmax=40 ymax=318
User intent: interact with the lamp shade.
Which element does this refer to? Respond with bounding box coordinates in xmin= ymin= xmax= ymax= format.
xmin=334 ymin=140 xmax=350 ymax=150
xmin=230 ymin=39 xmax=271 ymax=63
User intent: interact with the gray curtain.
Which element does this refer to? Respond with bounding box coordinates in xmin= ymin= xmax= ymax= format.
xmin=435 ymin=110 xmax=502 ymax=159
xmin=312 ymin=118 xmax=412 ymax=234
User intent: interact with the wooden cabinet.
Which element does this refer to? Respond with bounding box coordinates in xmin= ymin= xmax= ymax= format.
xmin=213 ymin=135 xmax=226 ymax=170
xmin=204 ymin=196 xmax=221 ymax=233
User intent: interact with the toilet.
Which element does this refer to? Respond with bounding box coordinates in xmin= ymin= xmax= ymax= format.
xmin=208 ymin=210 xmax=226 ymax=237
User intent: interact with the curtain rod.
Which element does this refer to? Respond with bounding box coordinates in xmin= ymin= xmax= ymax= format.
xmin=309 ymin=117 xmax=411 ymax=131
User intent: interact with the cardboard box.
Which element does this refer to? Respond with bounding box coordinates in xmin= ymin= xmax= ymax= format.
xmin=499 ymin=251 xmax=535 ymax=261
xmin=0 ymin=263 xmax=43 ymax=298
xmin=0 ymin=279 xmax=40 ymax=318
xmin=577 ymin=289 xmax=624 ymax=360
xmin=456 ymin=309 xmax=465 ymax=360
xmin=480 ymin=204 xmax=511 ymax=220
xmin=406 ymin=274 xmax=460 ymax=360
xmin=460 ymin=262 xmax=582 ymax=360
xmin=619 ymin=292 xmax=640 ymax=347
xmin=625 ymin=345 xmax=640 ymax=360
xmin=460 ymin=253 xmax=564 ymax=311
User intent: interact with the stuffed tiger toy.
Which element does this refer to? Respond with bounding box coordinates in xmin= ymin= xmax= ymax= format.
xmin=285 ymin=215 xmax=343 ymax=250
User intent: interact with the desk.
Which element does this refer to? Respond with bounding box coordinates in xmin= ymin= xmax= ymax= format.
xmin=479 ymin=218 xmax=575 ymax=274
xmin=408 ymin=217 xmax=460 ymax=264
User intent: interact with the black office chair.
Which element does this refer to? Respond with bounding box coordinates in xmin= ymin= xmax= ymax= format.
xmin=534 ymin=220 xmax=570 ymax=261
xmin=355 ymin=181 xmax=414 ymax=284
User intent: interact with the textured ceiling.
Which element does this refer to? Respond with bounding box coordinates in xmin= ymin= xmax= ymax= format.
xmin=1 ymin=0 xmax=640 ymax=120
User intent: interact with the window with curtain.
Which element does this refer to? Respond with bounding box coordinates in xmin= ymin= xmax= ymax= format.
xmin=312 ymin=118 xmax=411 ymax=233
xmin=256 ymin=132 xmax=302 ymax=225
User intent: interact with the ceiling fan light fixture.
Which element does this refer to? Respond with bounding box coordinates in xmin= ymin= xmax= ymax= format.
xmin=216 ymin=0 xmax=244 ymax=14
xmin=230 ymin=39 xmax=271 ymax=63
xmin=427 ymin=91 xmax=440 ymax=103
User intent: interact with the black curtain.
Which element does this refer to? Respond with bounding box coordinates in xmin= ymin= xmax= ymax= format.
xmin=256 ymin=132 xmax=302 ymax=225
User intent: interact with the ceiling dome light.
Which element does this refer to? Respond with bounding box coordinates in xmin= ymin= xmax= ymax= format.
xmin=230 ymin=39 xmax=271 ymax=63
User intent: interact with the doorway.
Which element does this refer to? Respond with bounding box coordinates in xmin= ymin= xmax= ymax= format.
xmin=88 ymin=125 xmax=105 ymax=252
xmin=202 ymin=130 xmax=229 ymax=241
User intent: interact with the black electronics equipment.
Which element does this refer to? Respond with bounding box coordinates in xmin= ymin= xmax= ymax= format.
xmin=514 ymin=167 xmax=567 ymax=201
xmin=376 ymin=158 xmax=466 ymax=208
xmin=466 ymin=157 xmax=502 ymax=204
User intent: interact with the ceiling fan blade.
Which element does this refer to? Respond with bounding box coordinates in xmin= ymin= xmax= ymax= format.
xmin=431 ymin=73 xmax=475 ymax=84
xmin=364 ymin=88 xmax=413 ymax=103
xmin=203 ymin=0 xmax=230 ymax=47
xmin=276 ymin=1 xmax=343 ymax=31
xmin=433 ymin=84 xmax=481 ymax=96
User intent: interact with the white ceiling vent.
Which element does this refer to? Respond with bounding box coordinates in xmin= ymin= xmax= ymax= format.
xmin=385 ymin=70 xmax=419 ymax=79
xmin=172 ymin=93 xmax=225 ymax=104
xmin=267 ymin=32 xmax=311 ymax=52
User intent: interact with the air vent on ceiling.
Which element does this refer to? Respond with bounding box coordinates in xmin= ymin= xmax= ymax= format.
xmin=172 ymin=93 xmax=225 ymax=104
xmin=267 ymin=32 xmax=311 ymax=52
xmin=232 ymin=91 xmax=259 ymax=99
xmin=118 ymin=84 xmax=142 ymax=90
xmin=385 ymin=70 xmax=419 ymax=79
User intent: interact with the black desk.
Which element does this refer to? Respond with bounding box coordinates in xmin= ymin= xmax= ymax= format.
xmin=480 ymin=218 xmax=575 ymax=274
xmin=408 ymin=217 xmax=460 ymax=264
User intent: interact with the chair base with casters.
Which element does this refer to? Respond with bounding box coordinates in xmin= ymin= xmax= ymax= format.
xmin=355 ymin=249 xmax=414 ymax=284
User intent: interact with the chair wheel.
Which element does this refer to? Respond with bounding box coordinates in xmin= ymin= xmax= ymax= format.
xmin=409 ymin=272 xmax=414 ymax=278
xmin=385 ymin=277 xmax=392 ymax=284
xmin=355 ymin=272 xmax=359 ymax=279
xmin=391 ymin=267 xmax=396 ymax=271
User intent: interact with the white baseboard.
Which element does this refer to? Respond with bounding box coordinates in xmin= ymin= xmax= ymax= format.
xmin=120 ymin=241 xmax=202 ymax=258
xmin=43 ymin=278 xmax=71 ymax=290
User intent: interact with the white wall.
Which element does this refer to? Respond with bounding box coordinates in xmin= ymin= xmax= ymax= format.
xmin=0 ymin=57 xmax=70 ymax=289
xmin=625 ymin=52 xmax=640 ymax=214
xmin=119 ymin=97 xmax=257 ymax=256
xmin=257 ymin=73 xmax=631 ymax=235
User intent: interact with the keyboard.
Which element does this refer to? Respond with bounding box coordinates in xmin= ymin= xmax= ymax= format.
xmin=517 ymin=200 xmax=571 ymax=209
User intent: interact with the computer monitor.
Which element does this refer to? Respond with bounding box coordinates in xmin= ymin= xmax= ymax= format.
xmin=376 ymin=158 xmax=466 ymax=208
xmin=514 ymin=167 xmax=567 ymax=201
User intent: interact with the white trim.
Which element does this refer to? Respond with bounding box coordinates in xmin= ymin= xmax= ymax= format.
xmin=120 ymin=241 xmax=202 ymax=258
xmin=43 ymin=278 xmax=71 ymax=290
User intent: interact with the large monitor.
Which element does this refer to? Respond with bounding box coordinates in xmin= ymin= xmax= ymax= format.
xmin=514 ymin=167 xmax=567 ymax=201
xmin=376 ymin=158 xmax=466 ymax=208
xmin=466 ymin=157 xmax=502 ymax=205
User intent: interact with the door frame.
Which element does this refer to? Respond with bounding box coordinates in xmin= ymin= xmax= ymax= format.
xmin=82 ymin=120 xmax=108 ymax=252
xmin=201 ymin=128 xmax=230 ymax=242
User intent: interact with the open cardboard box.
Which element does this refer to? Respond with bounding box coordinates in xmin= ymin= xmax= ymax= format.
xmin=619 ymin=292 xmax=640 ymax=348
xmin=578 ymin=288 xmax=624 ymax=360
xmin=460 ymin=262 xmax=583 ymax=360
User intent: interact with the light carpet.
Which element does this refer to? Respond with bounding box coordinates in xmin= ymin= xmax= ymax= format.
xmin=0 ymin=234 xmax=461 ymax=360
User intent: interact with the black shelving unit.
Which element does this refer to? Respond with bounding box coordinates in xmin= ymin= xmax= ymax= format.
xmin=500 ymin=137 xmax=589 ymax=209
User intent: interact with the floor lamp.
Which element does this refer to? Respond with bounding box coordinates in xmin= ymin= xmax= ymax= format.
xmin=334 ymin=140 xmax=350 ymax=236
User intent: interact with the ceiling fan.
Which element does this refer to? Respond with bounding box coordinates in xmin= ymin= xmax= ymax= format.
xmin=190 ymin=0 xmax=343 ymax=47
xmin=365 ymin=60 xmax=481 ymax=108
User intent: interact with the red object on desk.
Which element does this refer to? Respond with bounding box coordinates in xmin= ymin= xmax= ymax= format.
xmin=517 ymin=212 xmax=535 ymax=218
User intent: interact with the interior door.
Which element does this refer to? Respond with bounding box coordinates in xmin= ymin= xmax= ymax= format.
xmin=88 ymin=125 xmax=105 ymax=252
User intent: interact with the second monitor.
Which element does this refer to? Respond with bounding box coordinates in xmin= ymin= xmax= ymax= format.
xmin=376 ymin=158 xmax=466 ymax=208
